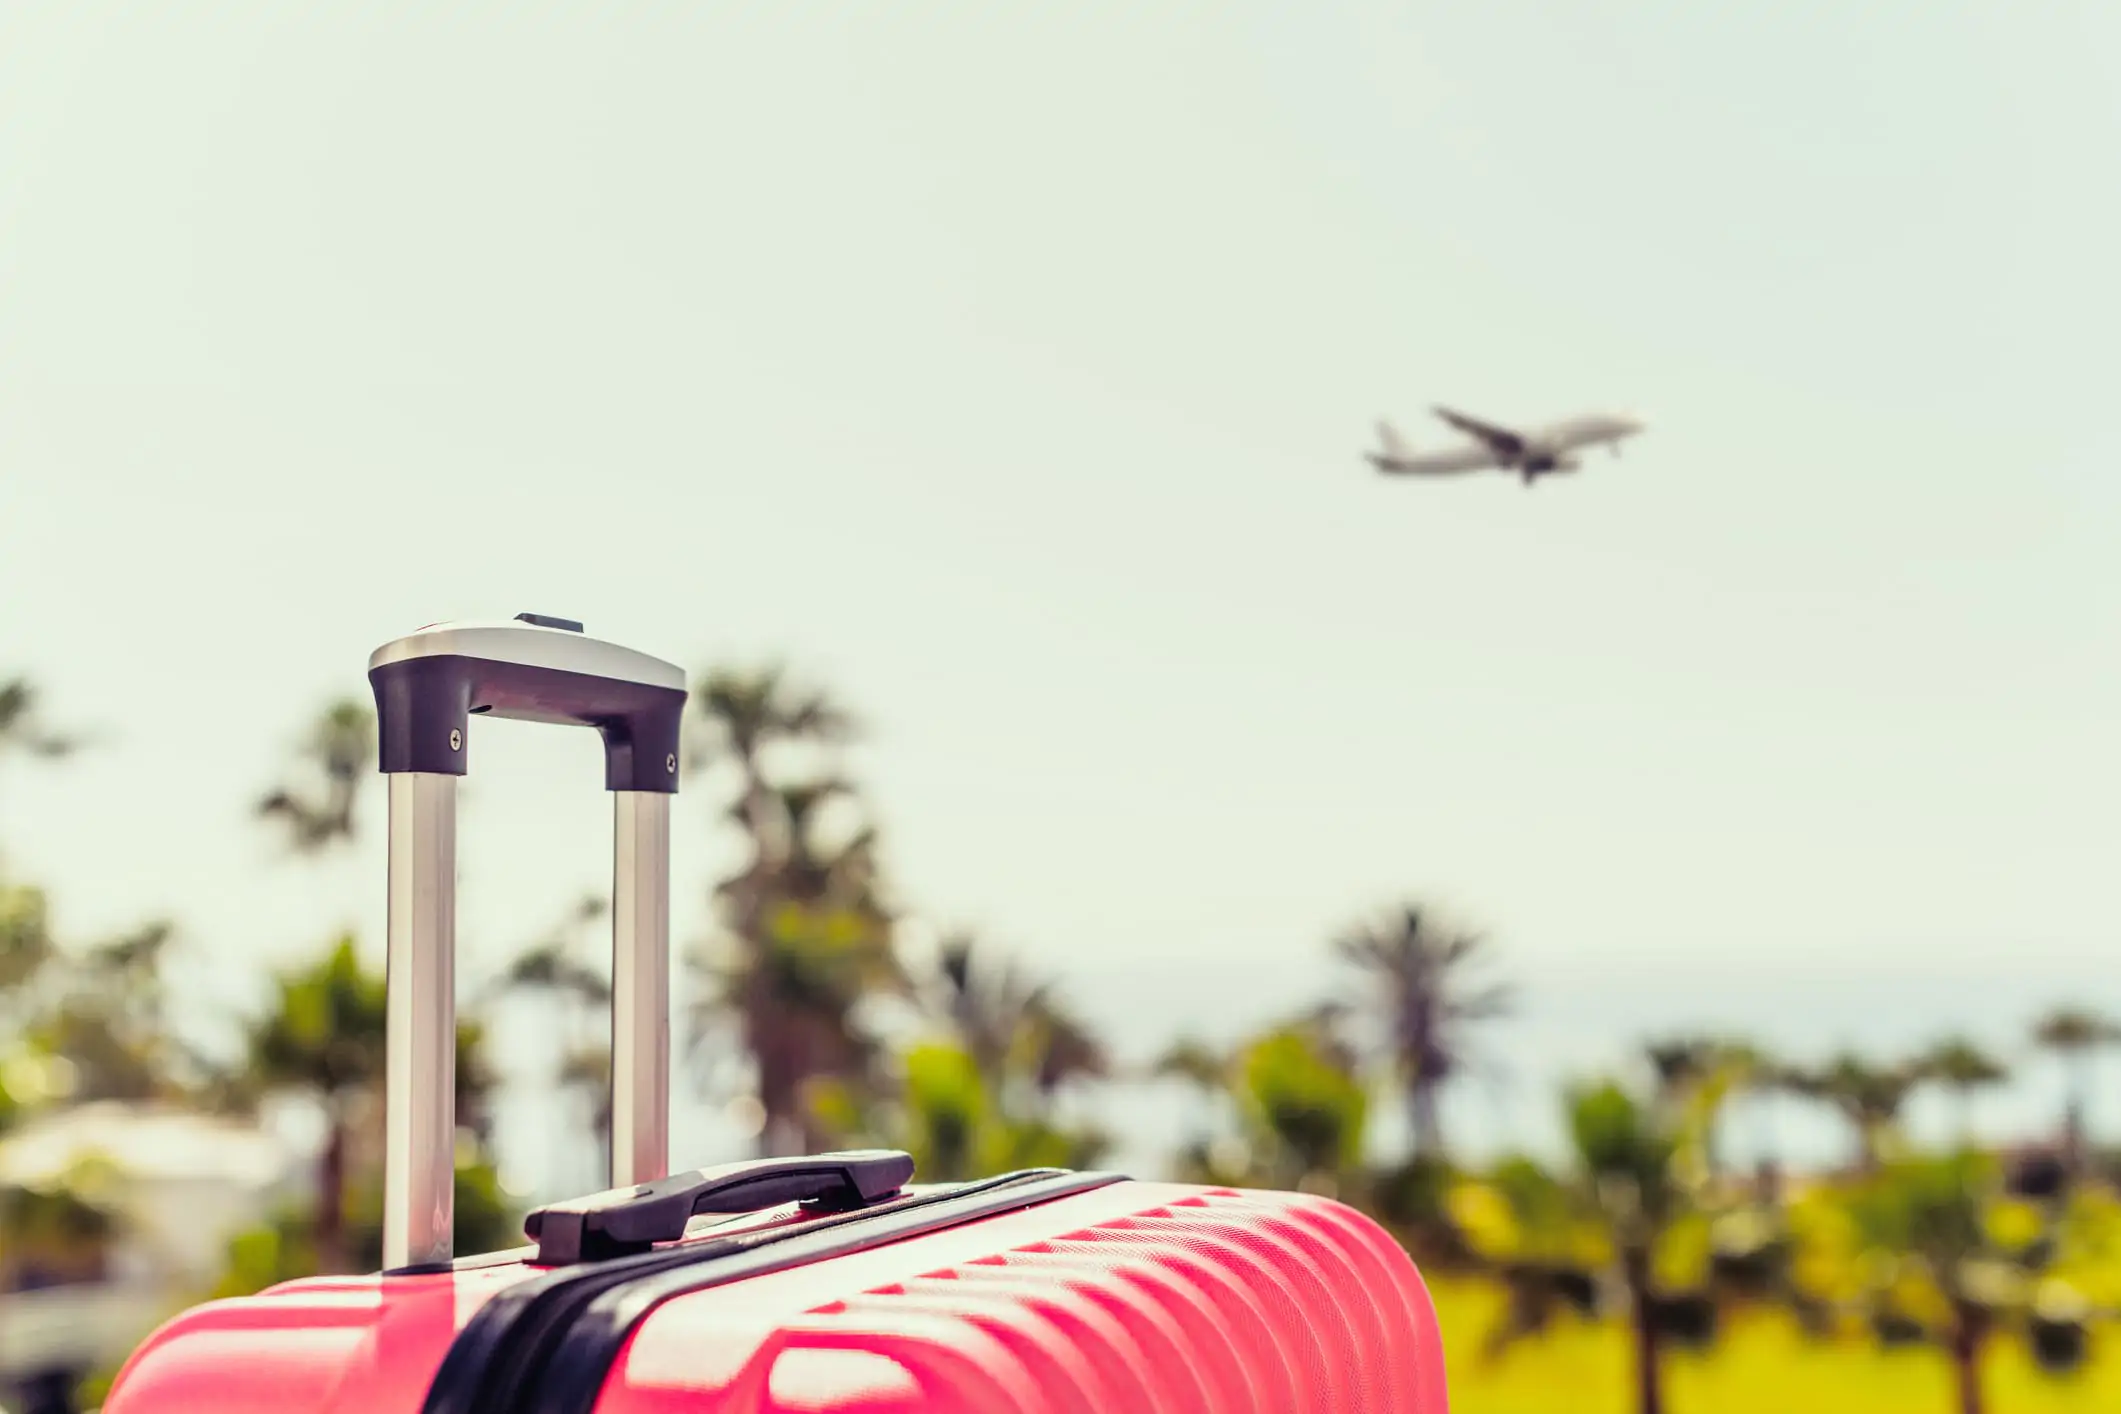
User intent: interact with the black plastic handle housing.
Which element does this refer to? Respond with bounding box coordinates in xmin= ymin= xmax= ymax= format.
xmin=366 ymin=616 xmax=688 ymax=793
xmin=523 ymin=1150 xmax=917 ymax=1265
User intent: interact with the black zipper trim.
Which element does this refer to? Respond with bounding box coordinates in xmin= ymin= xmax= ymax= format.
xmin=421 ymin=1168 xmax=1122 ymax=1414
xmin=521 ymin=1168 xmax=1123 ymax=1414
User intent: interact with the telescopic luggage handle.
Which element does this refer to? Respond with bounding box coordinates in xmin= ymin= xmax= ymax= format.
xmin=368 ymin=614 xmax=688 ymax=1271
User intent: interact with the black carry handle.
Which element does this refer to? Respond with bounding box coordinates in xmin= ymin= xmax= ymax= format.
xmin=368 ymin=613 xmax=688 ymax=793
xmin=523 ymin=1150 xmax=917 ymax=1265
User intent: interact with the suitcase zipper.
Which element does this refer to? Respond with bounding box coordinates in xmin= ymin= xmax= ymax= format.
xmin=422 ymin=1167 xmax=1123 ymax=1414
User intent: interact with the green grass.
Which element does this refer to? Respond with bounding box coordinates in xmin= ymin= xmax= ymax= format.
xmin=1428 ymin=1279 xmax=2117 ymax=1414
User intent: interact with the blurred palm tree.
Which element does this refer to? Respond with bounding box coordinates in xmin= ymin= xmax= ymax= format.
xmin=0 ymin=875 xmax=55 ymax=1019
xmin=686 ymin=667 xmax=901 ymax=1156
xmin=1642 ymin=1035 xmax=1779 ymax=1184
xmin=1918 ymin=1038 xmax=2010 ymax=1150
xmin=255 ymin=700 xmax=374 ymax=852
xmin=490 ymin=894 xmax=613 ymax=1184
xmin=25 ymin=921 xmax=198 ymax=1104
xmin=1794 ymin=1053 xmax=1920 ymax=1173
xmin=806 ymin=931 xmax=1112 ymax=1184
xmin=0 ymin=677 xmax=82 ymax=769
xmin=2 ymin=706 xmax=203 ymax=1125
xmin=1704 ymin=1038 xmax=1794 ymax=1193
xmin=234 ymin=934 xmax=498 ymax=1273
xmin=1833 ymin=1153 xmax=2030 ymax=1414
xmin=493 ymin=896 xmax=611 ymax=1010
xmin=1563 ymin=1077 xmax=1700 ymax=1414
xmin=922 ymin=931 xmax=1110 ymax=1120
xmin=1155 ymin=1010 xmax=1368 ymax=1197
xmin=2031 ymin=1007 xmax=2121 ymax=1169
xmin=238 ymin=934 xmax=386 ymax=1273
xmin=1 ymin=675 xmax=79 ymax=1019
xmin=1334 ymin=904 xmax=1511 ymax=1163
xmin=823 ymin=1037 xmax=1109 ymax=1184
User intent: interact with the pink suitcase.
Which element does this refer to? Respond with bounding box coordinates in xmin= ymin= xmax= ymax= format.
xmin=102 ymin=618 xmax=1450 ymax=1414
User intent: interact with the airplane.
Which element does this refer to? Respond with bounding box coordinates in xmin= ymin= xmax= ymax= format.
xmin=1366 ymin=406 xmax=1645 ymax=485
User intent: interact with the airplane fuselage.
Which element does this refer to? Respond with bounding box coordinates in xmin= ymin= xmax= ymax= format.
xmin=1368 ymin=406 xmax=1645 ymax=486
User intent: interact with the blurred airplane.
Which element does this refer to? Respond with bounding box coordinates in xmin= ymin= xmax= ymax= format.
xmin=1367 ymin=406 xmax=1645 ymax=486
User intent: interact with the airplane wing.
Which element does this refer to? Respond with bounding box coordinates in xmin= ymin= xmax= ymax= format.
xmin=1371 ymin=443 xmax=1502 ymax=475
xmin=1532 ymin=414 xmax=1643 ymax=452
xmin=1430 ymin=406 xmax=1526 ymax=457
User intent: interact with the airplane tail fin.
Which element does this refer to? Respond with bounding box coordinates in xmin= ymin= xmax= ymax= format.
xmin=1375 ymin=420 xmax=1413 ymax=459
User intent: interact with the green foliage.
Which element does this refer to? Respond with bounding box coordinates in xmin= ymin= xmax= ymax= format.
xmin=1843 ymin=1153 xmax=1993 ymax=1283
xmin=897 ymin=1041 xmax=986 ymax=1180
xmin=1235 ymin=1024 xmax=1368 ymax=1188
xmin=1568 ymin=1080 xmax=1683 ymax=1234
xmin=817 ymin=1035 xmax=1109 ymax=1185
xmin=207 ymin=1157 xmax=521 ymax=1298
xmin=0 ymin=677 xmax=82 ymax=764
xmin=0 ymin=1161 xmax=121 ymax=1286
xmin=255 ymin=699 xmax=375 ymax=853
xmin=1369 ymin=1153 xmax=1459 ymax=1246
xmin=244 ymin=934 xmax=387 ymax=1098
xmin=1788 ymin=1053 xmax=1921 ymax=1170
xmin=0 ymin=875 xmax=54 ymax=997
xmin=686 ymin=665 xmax=902 ymax=1155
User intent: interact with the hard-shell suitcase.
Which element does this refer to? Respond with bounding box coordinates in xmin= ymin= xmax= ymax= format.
xmin=103 ymin=618 xmax=1450 ymax=1414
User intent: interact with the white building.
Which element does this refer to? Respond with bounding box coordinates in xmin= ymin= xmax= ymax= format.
xmin=0 ymin=1102 xmax=300 ymax=1392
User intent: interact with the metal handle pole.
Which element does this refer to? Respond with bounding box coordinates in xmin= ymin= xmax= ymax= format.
xmin=383 ymin=772 xmax=458 ymax=1269
xmin=610 ymin=790 xmax=671 ymax=1188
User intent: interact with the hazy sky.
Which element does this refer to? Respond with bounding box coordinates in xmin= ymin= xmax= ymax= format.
xmin=5 ymin=3 xmax=2121 ymax=1171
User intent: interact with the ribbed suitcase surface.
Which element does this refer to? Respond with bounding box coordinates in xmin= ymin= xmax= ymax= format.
xmin=104 ymin=1179 xmax=1447 ymax=1413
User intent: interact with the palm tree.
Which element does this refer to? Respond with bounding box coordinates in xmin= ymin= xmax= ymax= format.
xmin=237 ymin=934 xmax=499 ymax=1273
xmin=26 ymin=921 xmax=197 ymax=1104
xmin=1794 ymin=1053 xmax=1920 ymax=1173
xmin=1143 ymin=1009 xmax=1367 ymax=1195
xmin=2031 ymin=1007 xmax=2121 ymax=1167
xmin=1642 ymin=1035 xmax=1770 ymax=1181
xmin=0 ymin=874 xmax=55 ymax=1013
xmin=0 ymin=677 xmax=82 ymax=768
xmin=1703 ymin=1039 xmax=1791 ymax=1194
xmin=1334 ymin=903 xmax=1511 ymax=1163
xmin=1564 ymin=1077 xmax=1696 ymax=1414
xmin=491 ymin=895 xmax=612 ymax=1186
xmin=922 ymin=931 xmax=1110 ymax=1119
xmin=687 ymin=665 xmax=856 ymax=890
xmin=1 ymin=676 xmax=79 ymax=1025
xmin=1918 ymin=1038 xmax=2009 ymax=1149
xmin=2 ymin=678 xmax=76 ymax=1027
xmin=256 ymin=700 xmax=375 ymax=852
xmin=1235 ymin=1020 xmax=1370 ymax=1195
xmin=240 ymin=935 xmax=386 ymax=1273
xmin=1839 ymin=1153 xmax=2013 ymax=1414
xmin=686 ymin=667 xmax=900 ymax=1156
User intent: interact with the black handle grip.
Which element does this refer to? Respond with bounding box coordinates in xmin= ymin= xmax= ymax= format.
xmin=522 ymin=1149 xmax=917 ymax=1265
xmin=367 ymin=618 xmax=688 ymax=793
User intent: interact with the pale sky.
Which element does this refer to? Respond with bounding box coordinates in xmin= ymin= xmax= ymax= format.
xmin=5 ymin=3 xmax=2120 ymax=1176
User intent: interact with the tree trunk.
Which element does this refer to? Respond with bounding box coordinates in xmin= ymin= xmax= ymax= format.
xmin=1409 ymin=1084 xmax=1443 ymax=1161
xmin=315 ymin=1109 xmax=348 ymax=1274
xmin=1949 ymin=1311 xmax=1985 ymax=1414
xmin=2063 ymin=1060 xmax=2089 ymax=1174
xmin=1854 ymin=1121 xmax=1881 ymax=1175
xmin=1624 ymin=1246 xmax=1664 ymax=1414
